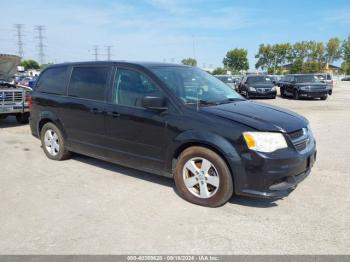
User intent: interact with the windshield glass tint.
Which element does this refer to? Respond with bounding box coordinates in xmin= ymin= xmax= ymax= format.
xmin=295 ymin=75 xmax=321 ymax=83
xmin=247 ymin=76 xmax=272 ymax=84
xmin=151 ymin=66 xmax=243 ymax=104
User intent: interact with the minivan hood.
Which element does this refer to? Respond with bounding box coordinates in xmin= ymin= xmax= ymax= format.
xmin=201 ymin=101 xmax=307 ymax=133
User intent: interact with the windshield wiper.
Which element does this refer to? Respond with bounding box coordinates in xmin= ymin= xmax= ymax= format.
xmin=216 ymin=98 xmax=245 ymax=104
xmin=186 ymin=99 xmax=219 ymax=106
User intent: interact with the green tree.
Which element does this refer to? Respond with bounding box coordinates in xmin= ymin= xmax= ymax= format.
xmin=20 ymin=60 xmax=40 ymax=70
xmin=342 ymin=35 xmax=350 ymax=74
xmin=325 ymin=37 xmax=342 ymax=64
xmin=211 ymin=67 xmax=227 ymax=75
xmin=181 ymin=58 xmax=197 ymax=66
xmin=290 ymin=59 xmax=303 ymax=74
xmin=255 ymin=43 xmax=292 ymax=73
xmin=223 ymin=48 xmax=249 ymax=72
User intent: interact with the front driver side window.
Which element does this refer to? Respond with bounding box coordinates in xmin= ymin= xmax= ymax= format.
xmin=114 ymin=68 xmax=162 ymax=107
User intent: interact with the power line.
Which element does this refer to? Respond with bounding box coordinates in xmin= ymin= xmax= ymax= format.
xmin=106 ymin=45 xmax=112 ymax=61
xmin=13 ymin=24 xmax=24 ymax=58
xmin=34 ymin=25 xmax=46 ymax=64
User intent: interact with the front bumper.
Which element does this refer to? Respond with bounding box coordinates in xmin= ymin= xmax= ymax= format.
xmin=248 ymin=90 xmax=277 ymax=98
xmin=229 ymin=139 xmax=317 ymax=199
xmin=299 ymin=89 xmax=328 ymax=98
xmin=0 ymin=104 xmax=29 ymax=115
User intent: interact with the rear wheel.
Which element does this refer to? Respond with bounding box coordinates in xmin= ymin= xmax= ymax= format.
xmin=40 ymin=122 xmax=72 ymax=161
xmin=321 ymin=95 xmax=328 ymax=100
xmin=16 ymin=112 xmax=29 ymax=124
xmin=174 ymin=146 xmax=233 ymax=207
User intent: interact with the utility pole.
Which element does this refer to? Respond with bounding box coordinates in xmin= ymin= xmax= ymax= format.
xmin=34 ymin=25 xmax=46 ymax=65
xmin=13 ymin=24 xmax=24 ymax=58
xmin=106 ymin=46 xmax=112 ymax=61
xmin=93 ymin=45 xmax=99 ymax=61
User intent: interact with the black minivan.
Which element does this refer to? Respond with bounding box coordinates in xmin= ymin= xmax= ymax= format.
xmin=30 ymin=62 xmax=317 ymax=207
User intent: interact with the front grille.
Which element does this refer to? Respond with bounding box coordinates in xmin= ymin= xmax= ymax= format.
xmin=0 ymin=90 xmax=25 ymax=104
xmin=288 ymin=128 xmax=310 ymax=152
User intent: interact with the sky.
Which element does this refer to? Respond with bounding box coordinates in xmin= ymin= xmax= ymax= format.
xmin=0 ymin=0 xmax=349 ymax=69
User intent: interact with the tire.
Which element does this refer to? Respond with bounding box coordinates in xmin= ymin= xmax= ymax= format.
xmin=280 ymin=87 xmax=285 ymax=98
xmin=293 ymin=90 xmax=299 ymax=100
xmin=321 ymin=95 xmax=328 ymax=100
xmin=272 ymin=95 xmax=276 ymax=99
xmin=245 ymin=92 xmax=250 ymax=99
xmin=16 ymin=112 xmax=29 ymax=124
xmin=174 ymin=146 xmax=234 ymax=207
xmin=40 ymin=122 xmax=72 ymax=161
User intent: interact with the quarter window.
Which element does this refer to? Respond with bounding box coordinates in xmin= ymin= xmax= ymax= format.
xmin=36 ymin=66 xmax=68 ymax=95
xmin=114 ymin=68 xmax=161 ymax=107
xmin=68 ymin=66 xmax=111 ymax=101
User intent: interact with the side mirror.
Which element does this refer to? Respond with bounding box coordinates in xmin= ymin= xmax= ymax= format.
xmin=142 ymin=96 xmax=167 ymax=111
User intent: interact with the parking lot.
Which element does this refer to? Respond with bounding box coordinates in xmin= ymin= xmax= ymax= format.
xmin=0 ymin=81 xmax=349 ymax=255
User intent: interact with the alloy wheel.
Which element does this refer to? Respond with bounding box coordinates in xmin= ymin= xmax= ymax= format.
xmin=182 ymin=157 xmax=220 ymax=198
xmin=44 ymin=129 xmax=60 ymax=156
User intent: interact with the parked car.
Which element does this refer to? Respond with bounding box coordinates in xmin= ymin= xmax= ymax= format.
xmin=30 ymin=62 xmax=316 ymax=207
xmin=0 ymin=55 xmax=31 ymax=124
xmin=237 ymin=75 xmax=277 ymax=99
xmin=341 ymin=76 xmax=350 ymax=81
xmin=315 ymin=73 xmax=334 ymax=95
xmin=214 ymin=75 xmax=236 ymax=89
xmin=279 ymin=74 xmax=330 ymax=100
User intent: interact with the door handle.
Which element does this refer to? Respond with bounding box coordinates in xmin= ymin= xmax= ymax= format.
xmin=106 ymin=111 xmax=120 ymax=118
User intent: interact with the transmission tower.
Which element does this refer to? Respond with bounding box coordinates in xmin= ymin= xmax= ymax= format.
xmin=13 ymin=24 xmax=24 ymax=58
xmin=34 ymin=25 xmax=46 ymax=65
xmin=93 ymin=46 xmax=99 ymax=61
xmin=106 ymin=46 xmax=112 ymax=61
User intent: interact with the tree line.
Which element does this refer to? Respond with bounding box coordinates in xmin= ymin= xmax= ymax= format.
xmin=181 ymin=35 xmax=350 ymax=75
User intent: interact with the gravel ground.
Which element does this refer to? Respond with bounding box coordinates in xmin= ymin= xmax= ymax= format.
xmin=0 ymin=81 xmax=349 ymax=255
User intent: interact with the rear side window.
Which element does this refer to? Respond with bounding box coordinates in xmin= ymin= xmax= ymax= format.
xmin=36 ymin=66 xmax=68 ymax=95
xmin=68 ymin=66 xmax=111 ymax=101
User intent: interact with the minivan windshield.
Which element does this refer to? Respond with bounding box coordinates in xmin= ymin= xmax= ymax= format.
xmin=151 ymin=66 xmax=243 ymax=105
xmin=295 ymin=75 xmax=321 ymax=83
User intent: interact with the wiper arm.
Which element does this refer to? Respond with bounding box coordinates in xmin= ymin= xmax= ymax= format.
xmin=216 ymin=98 xmax=244 ymax=104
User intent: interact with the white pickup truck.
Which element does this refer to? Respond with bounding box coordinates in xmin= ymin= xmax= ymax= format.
xmin=0 ymin=54 xmax=30 ymax=124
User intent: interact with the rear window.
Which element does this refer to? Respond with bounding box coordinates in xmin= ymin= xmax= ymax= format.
xmin=68 ymin=66 xmax=111 ymax=101
xmin=36 ymin=66 xmax=68 ymax=95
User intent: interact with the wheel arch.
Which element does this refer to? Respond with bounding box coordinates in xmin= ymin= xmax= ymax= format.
xmin=37 ymin=111 xmax=67 ymax=139
xmin=167 ymin=130 xmax=241 ymax=184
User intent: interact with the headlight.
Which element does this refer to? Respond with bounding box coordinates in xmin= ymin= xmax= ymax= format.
xmin=243 ymin=132 xmax=288 ymax=153
xmin=248 ymin=86 xmax=256 ymax=91
xmin=271 ymin=86 xmax=276 ymax=91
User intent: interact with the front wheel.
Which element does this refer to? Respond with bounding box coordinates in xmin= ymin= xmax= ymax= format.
xmin=321 ymin=95 xmax=328 ymax=100
xmin=293 ymin=90 xmax=299 ymax=100
xmin=174 ymin=146 xmax=233 ymax=207
xmin=16 ymin=112 xmax=29 ymax=124
xmin=40 ymin=122 xmax=72 ymax=161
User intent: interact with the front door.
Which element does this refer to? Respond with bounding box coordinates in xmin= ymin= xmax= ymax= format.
xmin=105 ymin=67 xmax=167 ymax=173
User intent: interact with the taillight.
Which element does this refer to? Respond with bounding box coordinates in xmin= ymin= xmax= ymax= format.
xmin=27 ymin=95 xmax=32 ymax=111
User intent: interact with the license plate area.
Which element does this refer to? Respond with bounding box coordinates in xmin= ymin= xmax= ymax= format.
xmin=0 ymin=107 xmax=13 ymax=113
